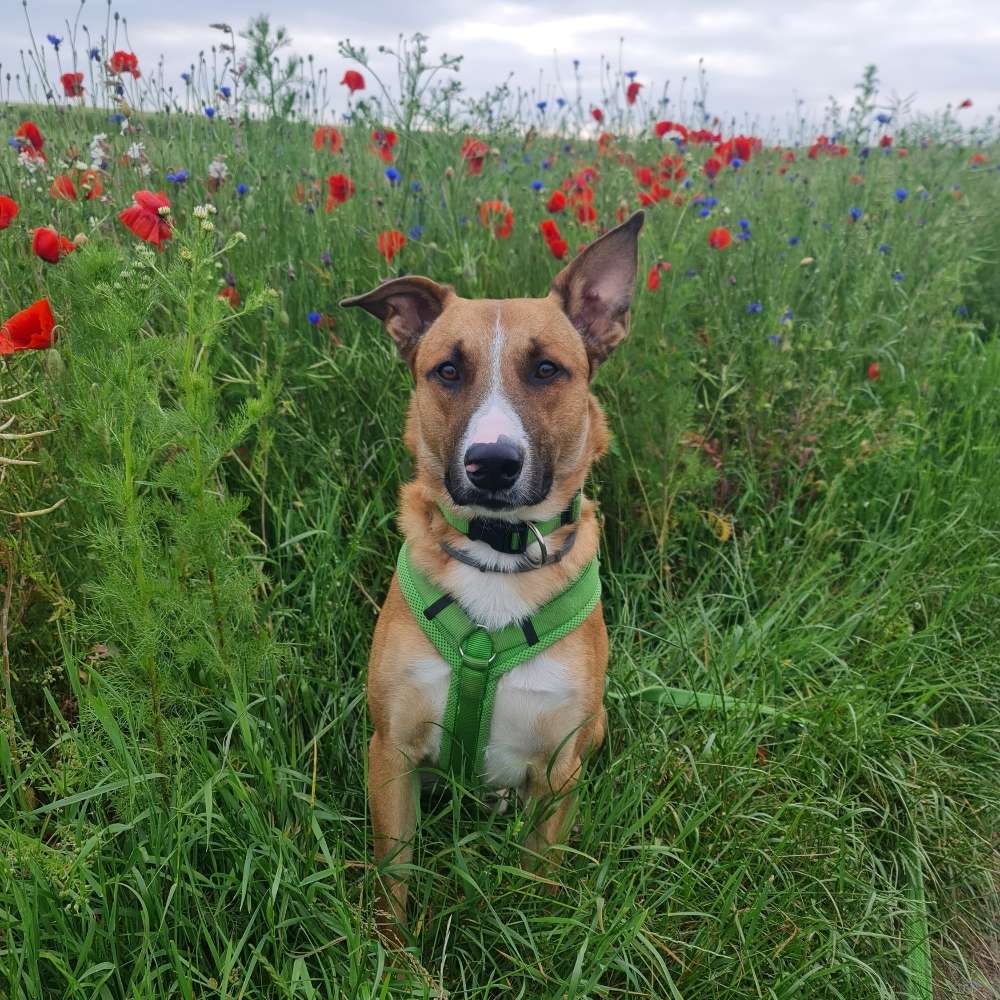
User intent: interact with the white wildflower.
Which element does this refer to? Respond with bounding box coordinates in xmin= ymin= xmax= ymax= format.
xmin=193 ymin=205 xmax=209 ymax=219
xmin=126 ymin=142 xmax=145 ymax=162
xmin=207 ymin=156 xmax=227 ymax=181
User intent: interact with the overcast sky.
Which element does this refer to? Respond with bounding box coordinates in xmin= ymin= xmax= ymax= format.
xmin=6 ymin=0 xmax=999 ymax=131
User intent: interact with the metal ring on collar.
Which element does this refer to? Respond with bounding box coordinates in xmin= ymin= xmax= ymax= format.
xmin=523 ymin=521 xmax=548 ymax=567
xmin=458 ymin=633 xmax=497 ymax=668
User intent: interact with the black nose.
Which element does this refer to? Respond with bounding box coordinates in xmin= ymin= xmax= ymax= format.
xmin=464 ymin=442 xmax=524 ymax=493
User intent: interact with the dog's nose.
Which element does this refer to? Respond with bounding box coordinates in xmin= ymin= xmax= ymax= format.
xmin=464 ymin=442 xmax=524 ymax=493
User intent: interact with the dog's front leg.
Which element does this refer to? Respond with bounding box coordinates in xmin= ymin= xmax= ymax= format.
xmin=521 ymin=750 xmax=582 ymax=880
xmin=369 ymin=730 xmax=416 ymax=930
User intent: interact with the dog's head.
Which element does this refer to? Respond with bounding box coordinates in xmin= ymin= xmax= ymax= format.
xmin=341 ymin=211 xmax=643 ymax=516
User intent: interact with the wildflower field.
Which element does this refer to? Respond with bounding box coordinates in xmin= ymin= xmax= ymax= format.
xmin=2 ymin=15 xmax=1000 ymax=999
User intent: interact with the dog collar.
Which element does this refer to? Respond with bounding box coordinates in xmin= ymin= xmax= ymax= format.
xmin=396 ymin=542 xmax=601 ymax=783
xmin=436 ymin=490 xmax=583 ymax=557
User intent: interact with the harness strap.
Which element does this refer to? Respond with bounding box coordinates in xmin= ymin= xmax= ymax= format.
xmin=396 ymin=543 xmax=601 ymax=783
xmin=437 ymin=491 xmax=583 ymax=556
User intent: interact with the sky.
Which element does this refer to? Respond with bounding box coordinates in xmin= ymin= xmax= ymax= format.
xmin=5 ymin=0 xmax=999 ymax=131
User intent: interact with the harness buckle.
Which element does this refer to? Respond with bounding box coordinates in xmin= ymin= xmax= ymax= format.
xmin=458 ymin=628 xmax=496 ymax=669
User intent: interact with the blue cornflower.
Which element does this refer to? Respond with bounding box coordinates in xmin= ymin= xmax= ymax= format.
xmin=115 ymin=84 xmax=124 ymax=97
xmin=739 ymin=218 xmax=750 ymax=230
xmin=878 ymin=243 xmax=891 ymax=254
xmin=204 ymin=106 xmax=216 ymax=119
xmin=849 ymin=207 xmax=863 ymax=221
xmin=541 ymin=158 xmax=551 ymax=170
xmin=625 ymin=70 xmax=637 ymax=80
xmin=237 ymin=182 xmax=248 ymax=196
xmin=219 ymin=85 xmax=232 ymax=99
xmin=767 ymin=334 xmax=783 ymax=346
xmin=956 ymin=305 xmax=969 ymax=316
xmin=307 ymin=312 xmax=321 ymax=325
xmin=876 ymin=113 xmax=892 ymax=125
xmin=320 ymin=251 xmax=332 ymax=266
xmin=109 ymin=113 xmax=126 ymax=124
xmin=47 ymin=34 xmax=62 ymax=50
xmin=408 ymin=225 xmax=423 ymax=240
xmin=562 ymin=143 xmax=572 ymax=154
xmin=895 ymin=187 xmax=908 ymax=202
xmin=537 ymin=101 xmax=547 ymax=112
xmin=573 ymin=59 xmax=580 ymax=70
xmin=531 ymin=179 xmax=544 ymax=191
xmin=703 ymin=196 xmax=718 ymax=208
xmin=737 ymin=230 xmax=751 ymax=241
xmin=7 ymin=137 xmax=20 ymax=150
xmin=698 ymin=208 xmax=711 ymax=218
xmin=788 ymin=236 xmax=800 ymax=246
xmin=181 ymin=71 xmax=192 ymax=84
xmin=730 ymin=157 xmax=744 ymax=170
xmin=746 ymin=302 xmax=763 ymax=315
xmin=522 ymin=153 xmax=533 ymax=164
xmin=384 ymin=166 xmax=401 ymax=184
xmin=556 ymin=97 xmax=566 ymax=108
xmin=919 ymin=189 xmax=930 ymax=199
xmin=459 ymin=215 xmax=469 ymax=226
xmin=166 ymin=169 xmax=189 ymax=184
xmin=410 ymin=180 xmax=422 ymax=193
xmin=859 ymin=147 xmax=871 ymax=160
xmin=683 ymin=178 xmax=692 ymax=189
xmin=892 ymin=271 xmax=904 ymax=282
xmin=89 ymin=47 xmax=101 ymax=60
xmin=781 ymin=308 xmax=794 ymax=324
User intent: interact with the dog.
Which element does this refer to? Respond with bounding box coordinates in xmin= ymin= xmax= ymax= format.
xmin=341 ymin=210 xmax=644 ymax=928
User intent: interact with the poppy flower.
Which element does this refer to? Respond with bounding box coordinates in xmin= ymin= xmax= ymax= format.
xmin=546 ymin=190 xmax=566 ymax=213
xmin=479 ymin=200 xmax=513 ymax=239
xmin=707 ymin=227 xmax=732 ymax=250
xmin=539 ymin=219 xmax=568 ymax=259
xmin=646 ymin=264 xmax=662 ymax=291
xmin=370 ymin=128 xmax=397 ymax=163
xmin=461 ymin=137 xmax=489 ymax=176
xmin=312 ymin=126 xmax=343 ymax=154
xmin=218 ymin=286 xmax=241 ymax=308
xmin=377 ymin=229 xmax=406 ymax=263
xmin=591 ymin=107 xmax=603 ymax=123
xmin=970 ymin=152 xmax=988 ymax=166
xmin=654 ymin=120 xmax=689 ymax=141
xmin=61 ymin=71 xmax=84 ymax=97
xmin=867 ymin=361 xmax=880 ymax=381
xmin=715 ymin=135 xmax=759 ymax=165
xmin=958 ymin=98 xmax=973 ymax=109
xmin=77 ymin=169 xmax=104 ymax=200
xmin=0 ymin=298 xmax=56 ymax=354
xmin=15 ymin=121 xmax=44 ymax=152
xmin=0 ymin=195 xmax=18 ymax=229
xmin=341 ymin=70 xmax=365 ymax=93
xmin=118 ymin=190 xmax=172 ymax=248
xmin=597 ymin=132 xmax=614 ymax=155
xmin=879 ymin=134 xmax=892 ymax=148
xmin=32 ymin=227 xmax=76 ymax=263
xmin=635 ymin=166 xmax=654 ymax=187
xmin=626 ymin=81 xmax=642 ymax=105
xmin=325 ymin=173 xmax=355 ymax=211
xmin=703 ymin=157 xmax=722 ymax=179
xmin=108 ymin=50 xmax=141 ymax=78
xmin=49 ymin=174 xmax=78 ymax=200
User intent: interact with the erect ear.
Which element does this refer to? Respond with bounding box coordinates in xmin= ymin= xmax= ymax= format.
xmin=549 ymin=210 xmax=644 ymax=373
xmin=340 ymin=276 xmax=453 ymax=365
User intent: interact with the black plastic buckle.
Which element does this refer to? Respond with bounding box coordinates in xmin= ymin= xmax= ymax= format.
xmin=467 ymin=517 xmax=527 ymax=555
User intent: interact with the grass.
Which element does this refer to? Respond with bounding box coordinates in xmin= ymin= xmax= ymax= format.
xmin=1 ymin=35 xmax=1000 ymax=997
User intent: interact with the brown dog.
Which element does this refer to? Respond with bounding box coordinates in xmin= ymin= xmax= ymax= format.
xmin=341 ymin=211 xmax=644 ymax=927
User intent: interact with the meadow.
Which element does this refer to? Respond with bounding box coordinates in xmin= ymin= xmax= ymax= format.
xmin=1 ymin=16 xmax=1000 ymax=999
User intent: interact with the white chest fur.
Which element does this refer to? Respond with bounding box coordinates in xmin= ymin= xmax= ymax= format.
xmin=407 ymin=651 xmax=577 ymax=790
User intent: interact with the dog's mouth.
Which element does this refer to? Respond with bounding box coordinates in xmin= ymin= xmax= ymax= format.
xmin=444 ymin=466 xmax=552 ymax=513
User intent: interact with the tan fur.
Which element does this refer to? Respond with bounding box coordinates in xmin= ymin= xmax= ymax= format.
xmin=344 ymin=213 xmax=643 ymax=932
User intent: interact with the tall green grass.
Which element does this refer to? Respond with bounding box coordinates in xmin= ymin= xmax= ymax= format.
xmin=1 ymin=65 xmax=999 ymax=997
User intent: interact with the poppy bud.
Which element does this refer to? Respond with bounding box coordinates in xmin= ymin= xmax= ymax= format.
xmin=45 ymin=349 xmax=65 ymax=379
xmin=73 ymin=232 xmax=88 ymax=246
xmin=444 ymin=166 xmax=454 ymax=180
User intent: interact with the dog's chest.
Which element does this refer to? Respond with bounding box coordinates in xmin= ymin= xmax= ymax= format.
xmin=408 ymin=651 xmax=577 ymax=789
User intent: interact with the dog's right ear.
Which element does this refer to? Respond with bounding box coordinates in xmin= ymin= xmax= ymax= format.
xmin=340 ymin=276 xmax=453 ymax=366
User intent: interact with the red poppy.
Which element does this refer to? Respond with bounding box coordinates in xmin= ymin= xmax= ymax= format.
xmin=479 ymin=200 xmax=513 ymax=239
xmin=15 ymin=121 xmax=44 ymax=152
xmin=218 ymin=286 xmax=241 ymax=308
xmin=654 ymin=120 xmax=688 ymax=142
xmin=958 ymin=98 xmax=973 ymax=109
xmin=325 ymin=173 xmax=355 ymax=211
xmin=377 ymin=229 xmax=406 ymax=262
xmin=715 ymin=135 xmax=759 ymax=164
xmin=370 ymin=128 xmax=397 ymax=163
xmin=637 ymin=182 xmax=671 ymax=207
xmin=341 ymin=70 xmax=365 ymax=93
xmin=867 ymin=361 xmax=880 ymax=381
xmin=703 ymin=157 xmax=722 ymax=179
xmin=707 ymin=227 xmax=732 ymax=250
xmin=539 ymin=220 xmax=567 ymax=260
xmin=461 ymin=137 xmax=489 ymax=176
xmin=32 ymin=227 xmax=76 ymax=264
xmin=312 ymin=126 xmax=343 ymax=154
xmin=591 ymin=107 xmax=604 ymax=124
xmin=49 ymin=175 xmax=78 ymax=200
xmin=970 ymin=152 xmax=988 ymax=166
xmin=597 ymin=132 xmax=614 ymax=155
xmin=848 ymin=174 xmax=864 ymax=185
xmin=61 ymin=71 xmax=84 ymax=97
xmin=77 ymin=169 xmax=104 ymax=200
xmin=546 ymin=190 xmax=566 ymax=213
xmin=0 ymin=195 xmax=18 ymax=229
xmin=635 ymin=166 xmax=654 ymax=187
xmin=646 ymin=264 xmax=661 ymax=291
xmin=879 ymin=134 xmax=893 ymax=148
xmin=0 ymin=298 xmax=55 ymax=354
xmin=118 ymin=190 xmax=172 ymax=248
xmin=626 ymin=81 xmax=642 ymax=105
xmin=108 ymin=50 xmax=140 ymax=78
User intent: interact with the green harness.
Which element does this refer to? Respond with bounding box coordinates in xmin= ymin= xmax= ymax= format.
xmin=396 ymin=543 xmax=601 ymax=783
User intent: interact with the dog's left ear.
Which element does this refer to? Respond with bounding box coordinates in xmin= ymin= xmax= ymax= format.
xmin=340 ymin=276 xmax=453 ymax=366
xmin=550 ymin=210 xmax=644 ymax=373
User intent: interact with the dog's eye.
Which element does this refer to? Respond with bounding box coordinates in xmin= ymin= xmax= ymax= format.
xmin=437 ymin=361 xmax=460 ymax=382
xmin=534 ymin=360 xmax=559 ymax=380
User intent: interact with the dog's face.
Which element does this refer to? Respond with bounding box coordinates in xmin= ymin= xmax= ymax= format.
xmin=342 ymin=212 xmax=643 ymax=514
